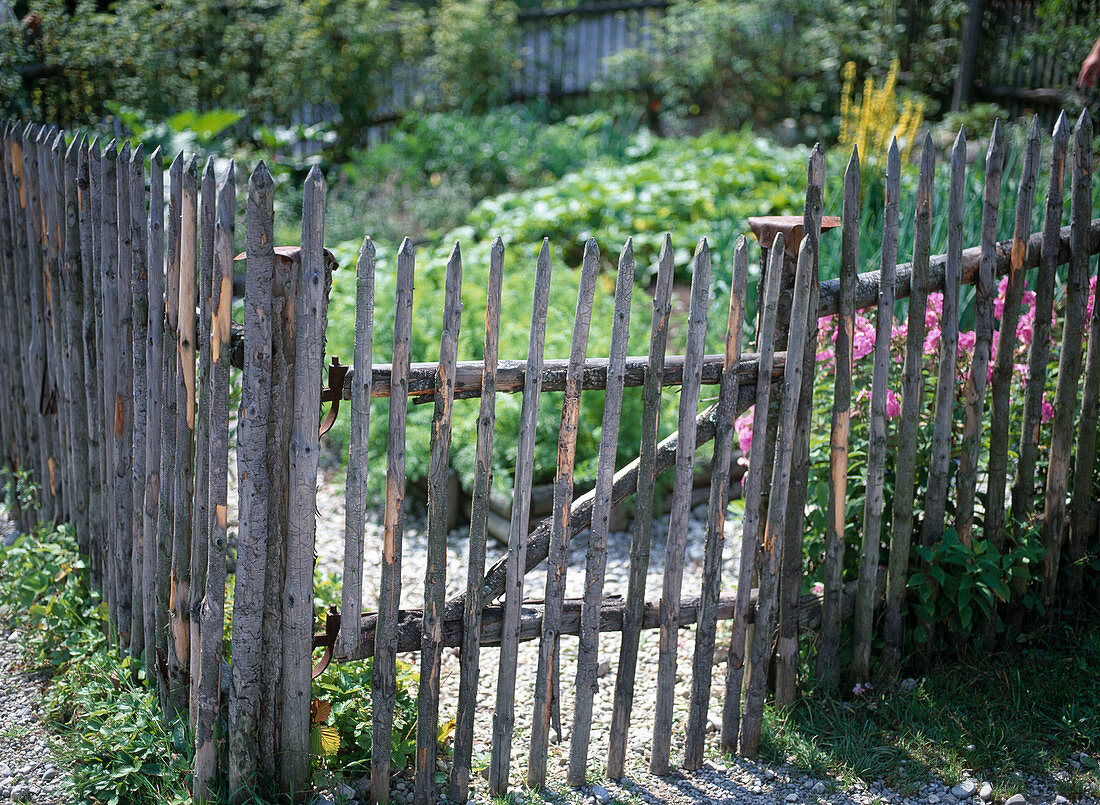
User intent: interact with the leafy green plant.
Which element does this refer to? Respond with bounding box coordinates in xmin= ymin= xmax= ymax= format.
xmin=311 ymin=658 xmax=422 ymax=775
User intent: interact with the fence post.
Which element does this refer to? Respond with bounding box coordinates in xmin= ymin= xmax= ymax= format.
xmin=1012 ymin=112 xmax=1069 ymax=526
xmin=415 ymin=242 xmax=463 ymax=804
xmin=130 ymin=143 xmax=148 ymax=662
xmin=607 ymin=235 xmax=673 ymax=778
xmin=229 ymin=162 xmax=276 ymax=801
xmin=170 ymin=156 xmax=198 ymax=718
xmin=957 ymin=123 xmax=1005 ymax=547
xmin=449 ymin=236 xmax=502 ymax=803
xmin=683 ymin=237 xmax=745 ymax=770
xmin=143 ymin=147 xmax=164 ymax=666
xmin=529 ymin=239 xmax=600 ymax=789
xmin=570 ymin=239 xmax=635 ymax=781
xmin=282 ymin=166 xmax=327 ymax=796
xmin=488 ymin=239 xmax=552 ymax=796
xmin=371 ymin=237 xmax=414 ymax=805
xmin=741 ymin=236 xmax=813 ymax=757
xmin=853 ymin=140 xmax=899 ymax=682
xmin=195 ymin=160 xmax=234 ymax=804
xmin=884 ymin=134 xmax=935 ymax=669
xmin=818 ymin=146 xmax=859 ymax=689
xmin=157 ymin=154 xmax=183 ymax=709
xmin=1043 ymin=111 xmax=1092 ymax=604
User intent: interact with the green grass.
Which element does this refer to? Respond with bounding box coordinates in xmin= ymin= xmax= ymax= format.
xmin=759 ymin=620 xmax=1100 ymax=799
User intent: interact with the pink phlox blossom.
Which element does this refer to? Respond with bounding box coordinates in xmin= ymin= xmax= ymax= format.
xmin=1087 ymin=275 xmax=1097 ymax=323
xmin=1041 ymin=395 xmax=1055 ymax=425
xmin=924 ymin=324 xmax=942 ymax=355
xmin=1016 ymin=307 xmax=1035 ymax=347
xmin=817 ymin=347 xmax=836 ymax=363
xmin=853 ymin=314 xmax=876 ymax=360
xmin=811 ymin=581 xmax=824 ymax=595
xmin=994 ymin=277 xmax=1009 ymax=320
xmin=957 ymin=330 xmax=976 ymax=355
xmin=886 ymin=389 xmax=901 ymax=419
xmin=735 ymin=409 xmax=754 ymax=456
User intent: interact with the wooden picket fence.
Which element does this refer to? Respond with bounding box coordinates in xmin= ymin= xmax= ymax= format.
xmin=0 ymin=111 xmax=1099 ymax=805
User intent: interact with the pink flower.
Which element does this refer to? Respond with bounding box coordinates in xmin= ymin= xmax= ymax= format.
xmin=853 ymin=314 xmax=876 ymax=360
xmin=886 ymin=389 xmax=901 ymax=419
xmin=852 ymin=682 xmax=873 ymax=697
xmin=995 ymin=276 xmax=1009 ymax=320
xmin=1087 ymin=275 xmax=1097 ymax=323
xmin=957 ymin=331 xmax=976 ymax=355
xmin=1041 ymin=395 xmax=1054 ymax=425
xmin=735 ymin=409 xmax=754 ymax=455
xmin=924 ymin=324 xmax=942 ymax=354
xmin=1017 ymin=307 xmax=1035 ymax=346
xmin=811 ymin=581 xmax=824 ymax=595
xmin=817 ymin=347 xmax=835 ymax=363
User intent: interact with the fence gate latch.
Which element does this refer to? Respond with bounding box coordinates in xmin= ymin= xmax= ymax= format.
xmin=319 ymin=356 xmax=348 ymax=439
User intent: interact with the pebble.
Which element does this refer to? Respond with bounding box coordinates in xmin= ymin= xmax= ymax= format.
xmin=952 ymin=780 xmax=977 ymax=798
xmin=811 ymin=781 xmax=827 ymax=795
xmin=589 ymin=783 xmax=611 ymax=804
xmin=979 ymin=782 xmax=993 ymax=801
xmin=1005 ymin=795 xmax=1028 ymax=805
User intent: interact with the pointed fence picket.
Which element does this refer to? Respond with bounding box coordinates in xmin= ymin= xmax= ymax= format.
xmin=0 ymin=115 xmax=1097 ymax=802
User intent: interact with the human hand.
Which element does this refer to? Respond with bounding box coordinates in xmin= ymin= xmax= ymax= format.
xmin=1079 ymin=39 xmax=1100 ymax=88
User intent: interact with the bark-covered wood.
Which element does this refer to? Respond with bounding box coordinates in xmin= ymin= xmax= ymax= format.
xmin=683 ymin=237 xmax=746 ymax=770
xmin=129 ymin=144 xmax=148 ymax=661
xmin=143 ymin=147 xmax=164 ymax=672
xmin=569 ymin=240 xmax=635 ymax=783
xmin=607 ymin=236 xmax=674 ymax=779
xmin=958 ymin=122 xmax=1005 ymax=546
xmin=343 ymin=351 xmax=777 ymax=402
xmin=987 ymin=117 xmax=1042 ymax=552
xmin=741 ymin=237 xmax=813 ymax=757
xmin=488 ymin=239 xmax=552 ymax=796
xmin=529 ymin=239 xmax=600 ymax=790
xmin=98 ymin=141 xmax=120 ymax=634
xmin=261 ymin=200 xmax=298 ymax=786
xmin=194 ymin=161 xmax=234 ymax=804
xmin=113 ymin=141 xmax=135 ymax=648
xmin=817 ymin=146 xmax=858 ymax=690
xmin=87 ymin=140 xmax=106 ymax=590
xmin=883 ymin=135 xmax=935 ymax=670
xmin=1012 ymin=113 xmax=1069 ymax=523
xmin=157 ymin=154 xmax=182 ymax=708
xmin=190 ymin=157 xmax=216 ymax=713
xmin=854 ymin=139 xmax=900 ymax=682
xmin=371 ymin=237 xmax=415 ymax=805
xmin=415 ymin=242 xmax=463 ymax=804
xmin=1043 ymin=111 xmax=1092 ymax=604
xmin=281 ymin=166 xmax=327 ymax=795
xmin=345 ymin=580 xmax=875 ymax=658
xmin=338 ymin=237 xmax=375 ymax=658
xmin=37 ymin=129 xmax=62 ymax=518
xmin=777 ymin=145 xmax=824 ymax=708
xmin=228 ymin=162 xmax=276 ymax=801
xmin=651 ymin=238 xmax=711 ymax=774
xmin=721 ymin=236 xmax=785 ymax=753
xmin=1071 ymin=151 xmax=1100 ymax=604
xmin=169 ymin=156 xmax=197 ymax=718
xmin=449 ymin=237 xmax=503 ymax=803
xmin=62 ymin=138 xmax=90 ymax=554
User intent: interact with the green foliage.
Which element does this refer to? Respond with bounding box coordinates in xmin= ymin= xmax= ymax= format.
xmin=312 ymin=659 xmax=422 ymax=774
xmin=908 ymin=528 xmax=1044 ymax=640
xmin=323 ymin=106 xmax=640 ymax=246
xmin=0 ymin=526 xmax=194 ymax=804
xmin=425 ymin=0 xmax=518 ymax=114
xmin=46 ymin=652 xmax=195 ymax=805
xmin=598 ymin=0 xmax=965 ymax=139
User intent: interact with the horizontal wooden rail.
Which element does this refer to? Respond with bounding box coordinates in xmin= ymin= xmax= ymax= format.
xmin=819 ymin=218 xmax=1100 ymax=317
xmin=336 ymin=578 xmax=873 ymax=661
